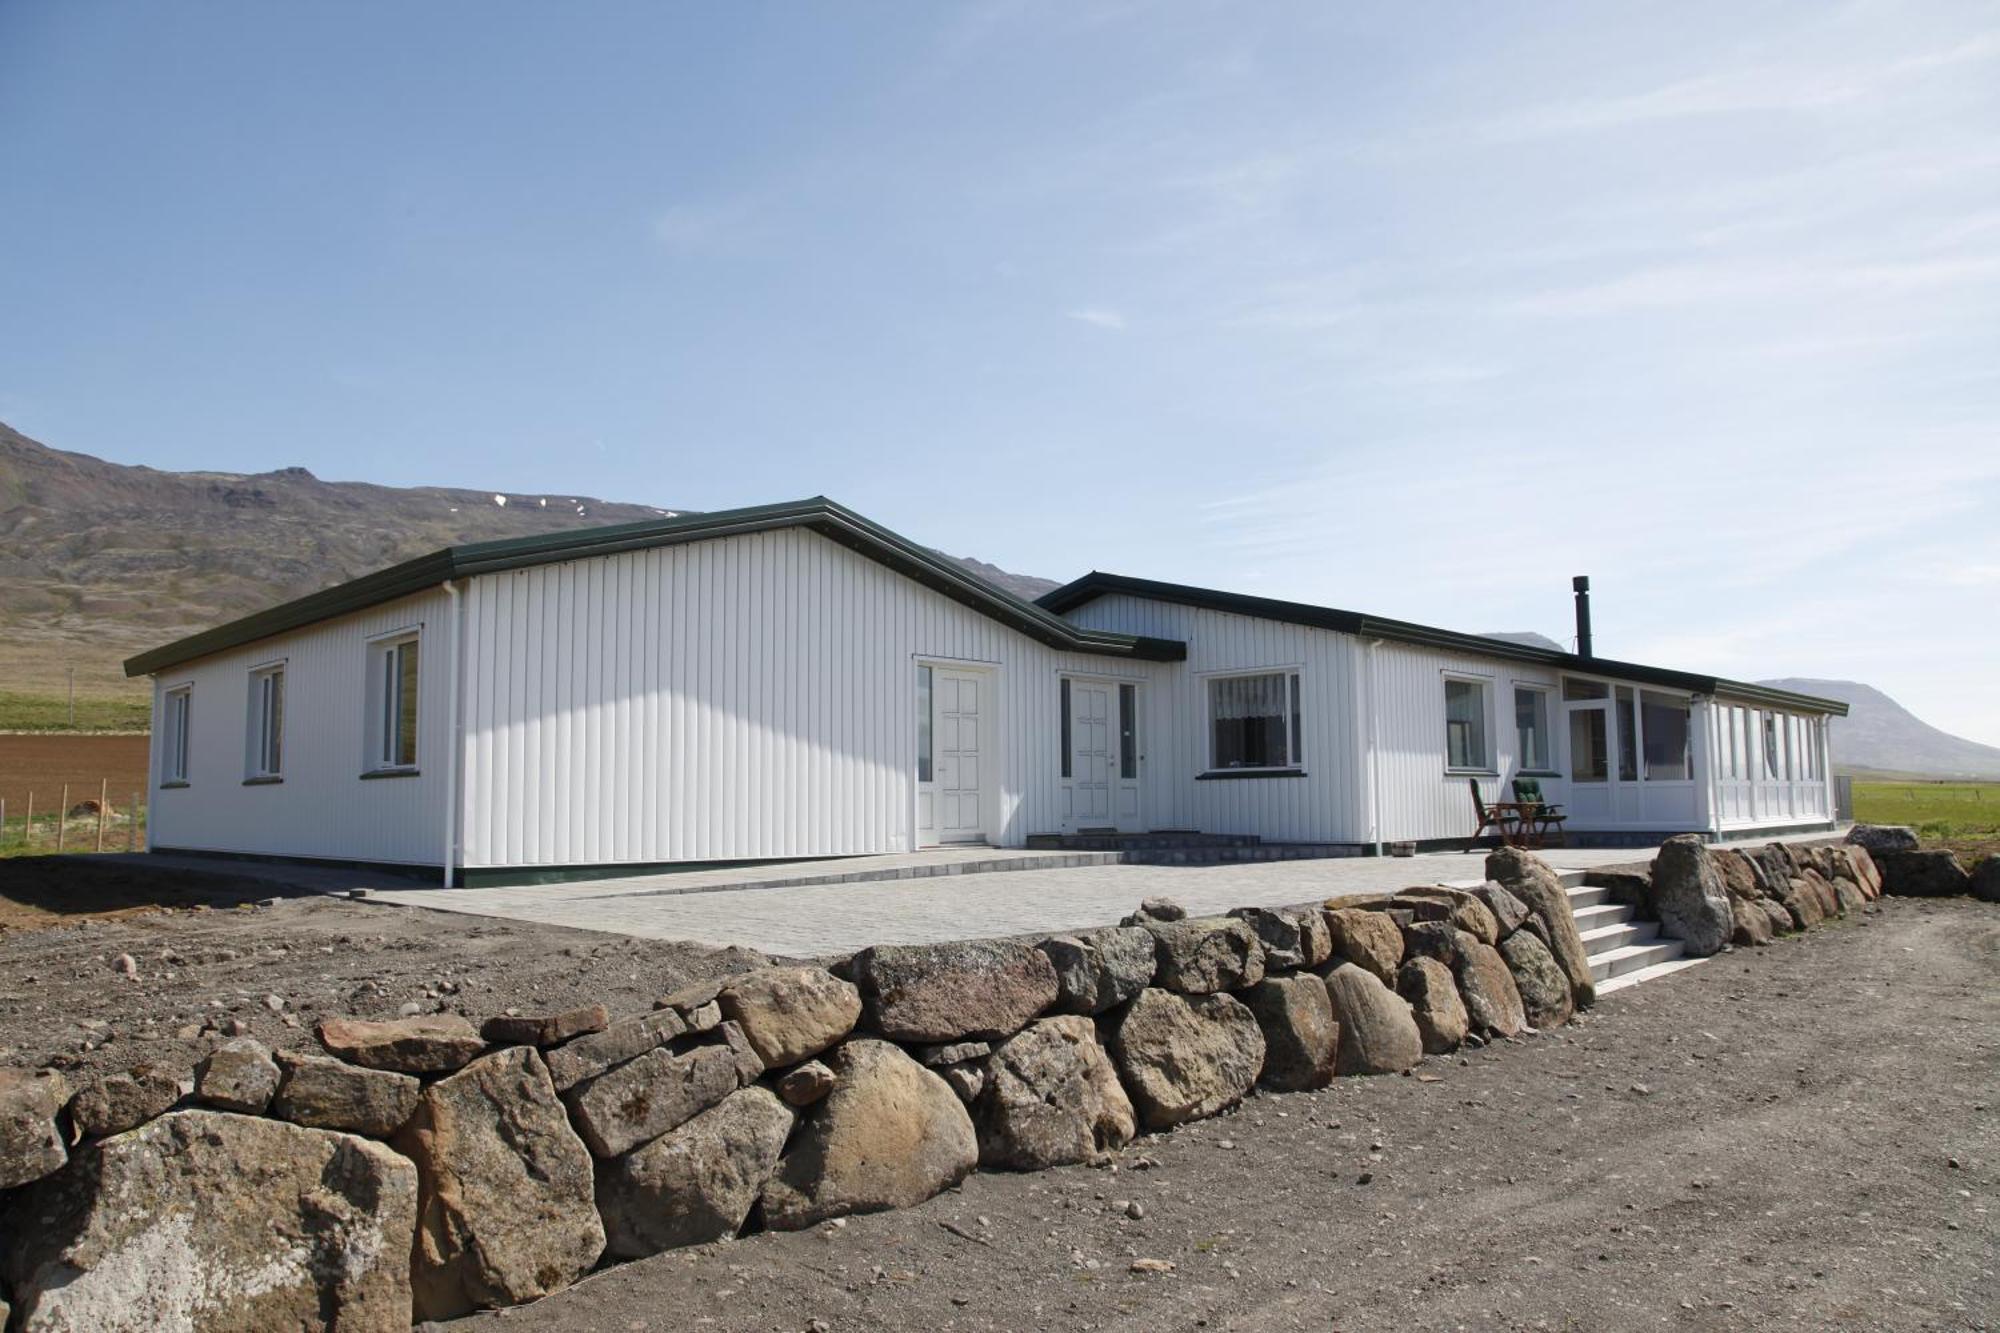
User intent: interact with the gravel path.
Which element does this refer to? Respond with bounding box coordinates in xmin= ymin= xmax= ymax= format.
xmin=448 ymin=895 xmax=1999 ymax=1333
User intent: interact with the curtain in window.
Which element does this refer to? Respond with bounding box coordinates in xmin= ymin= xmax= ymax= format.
xmin=1211 ymin=673 xmax=1290 ymax=768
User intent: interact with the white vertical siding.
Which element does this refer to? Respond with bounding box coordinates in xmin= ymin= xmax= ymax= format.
xmin=144 ymin=589 xmax=452 ymax=866
xmin=1059 ymin=594 xmax=1366 ymax=842
xmin=457 ymin=528 xmax=1167 ymax=868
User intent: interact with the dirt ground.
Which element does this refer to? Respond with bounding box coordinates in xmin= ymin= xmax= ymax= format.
xmin=442 ymin=896 xmax=1996 ymax=1333
xmin=0 ymin=857 xmax=777 ymax=1078
xmin=0 ymin=732 xmax=150 ymax=825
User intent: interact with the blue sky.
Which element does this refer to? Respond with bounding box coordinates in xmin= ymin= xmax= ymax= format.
xmin=4 ymin=2 xmax=1997 ymax=742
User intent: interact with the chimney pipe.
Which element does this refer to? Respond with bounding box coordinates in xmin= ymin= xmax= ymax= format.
xmin=1572 ymin=575 xmax=1593 ymax=657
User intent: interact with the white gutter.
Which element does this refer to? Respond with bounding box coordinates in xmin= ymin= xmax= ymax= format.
xmin=440 ymin=579 xmax=462 ymax=888
xmin=1366 ymin=638 xmax=1384 ymax=856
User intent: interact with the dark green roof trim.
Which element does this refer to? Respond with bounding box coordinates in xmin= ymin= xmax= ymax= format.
xmin=126 ymin=499 xmax=1185 ymax=677
xmin=1038 ymin=573 xmax=1848 ymax=716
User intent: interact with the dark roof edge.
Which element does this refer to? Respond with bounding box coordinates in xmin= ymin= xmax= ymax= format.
xmin=125 ymin=499 xmax=1185 ymax=677
xmin=1039 ymin=573 xmax=1848 ymax=716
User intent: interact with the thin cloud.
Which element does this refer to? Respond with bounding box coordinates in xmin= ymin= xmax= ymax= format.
xmin=1066 ymin=307 xmax=1128 ymax=331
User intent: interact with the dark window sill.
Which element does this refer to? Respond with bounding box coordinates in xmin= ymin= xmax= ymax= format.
xmin=1197 ymin=768 xmax=1306 ymax=781
xmin=242 ymin=775 xmax=284 ymax=787
xmin=1516 ymin=769 xmax=1563 ymax=778
xmin=159 ymin=780 xmax=190 ymax=790
xmin=360 ymin=768 xmax=420 ymax=781
xmin=1446 ymin=768 xmax=1499 ymax=778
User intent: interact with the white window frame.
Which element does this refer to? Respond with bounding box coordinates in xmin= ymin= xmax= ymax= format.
xmin=1202 ymin=667 xmax=1303 ymax=774
xmin=246 ymin=661 xmax=286 ymax=780
xmin=162 ymin=685 xmax=192 ymax=785
xmin=1512 ymin=682 xmax=1554 ymax=773
xmin=366 ymin=629 xmax=421 ymax=774
xmin=1443 ymin=673 xmax=1495 ymax=774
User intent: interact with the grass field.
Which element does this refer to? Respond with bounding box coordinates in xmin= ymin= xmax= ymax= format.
xmin=0 ymin=689 xmax=150 ymax=732
xmin=1852 ymin=779 xmax=2000 ymax=865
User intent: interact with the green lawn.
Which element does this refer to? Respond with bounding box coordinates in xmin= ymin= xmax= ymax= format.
xmin=1852 ymin=780 xmax=1999 ymax=865
xmin=0 ymin=690 xmax=150 ymax=732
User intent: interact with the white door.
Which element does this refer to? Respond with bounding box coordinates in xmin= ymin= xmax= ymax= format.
xmin=1564 ymin=698 xmax=1613 ymax=824
xmin=934 ymin=669 xmax=986 ymax=843
xmin=1069 ymin=681 xmax=1114 ymax=826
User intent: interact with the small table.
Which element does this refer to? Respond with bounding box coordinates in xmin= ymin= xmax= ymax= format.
xmin=1484 ymin=801 xmax=1563 ymax=849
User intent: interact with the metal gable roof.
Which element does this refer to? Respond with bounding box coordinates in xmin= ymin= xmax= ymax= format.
xmin=1037 ymin=572 xmax=1848 ymax=716
xmin=123 ymin=498 xmax=1186 ymax=677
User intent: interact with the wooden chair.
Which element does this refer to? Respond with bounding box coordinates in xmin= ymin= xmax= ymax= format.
xmin=1468 ymin=778 xmax=1518 ymax=850
xmin=1511 ymin=776 xmax=1567 ymax=848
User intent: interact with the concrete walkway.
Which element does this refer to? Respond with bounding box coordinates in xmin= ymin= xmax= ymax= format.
xmin=359 ymin=846 xmax=1662 ymax=957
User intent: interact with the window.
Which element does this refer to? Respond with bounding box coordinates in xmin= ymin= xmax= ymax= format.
xmin=1514 ymin=686 xmax=1552 ymax=771
xmin=917 ymin=665 xmax=934 ymax=783
xmin=369 ymin=634 xmax=420 ymax=771
xmin=1762 ymin=713 xmax=1782 ymax=780
xmin=1444 ymin=677 xmax=1490 ymax=771
xmin=1563 ymin=678 xmax=1608 ymax=702
xmin=248 ymin=665 xmax=285 ymax=779
xmin=1058 ymin=677 xmax=1071 ymax=780
xmin=1208 ymin=671 xmax=1301 ymax=771
xmin=1119 ymin=683 xmax=1138 ymax=780
xmin=162 ymin=687 xmax=191 ymax=784
xmin=1569 ymin=706 xmax=1608 ymax=782
xmin=1615 ymin=686 xmax=1638 ymax=782
xmin=1640 ymin=690 xmax=1689 ymax=780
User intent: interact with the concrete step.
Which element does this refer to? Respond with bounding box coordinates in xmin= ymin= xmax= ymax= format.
xmin=1579 ymin=918 xmax=1659 ymax=951
xmin=1596 ymin=952 xmax=1708 ymax=996
xmin=1565 ymin=882 xmax=1612 ymax=909
xmin=1570 ymin=901 xmax=1634 ymax=930
xmin=1588 ymin=938 xmax=1684 ymax=982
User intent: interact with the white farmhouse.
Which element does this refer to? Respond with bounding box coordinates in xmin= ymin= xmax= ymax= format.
xmin=127 ymin=498 xmax=1844 ymax=885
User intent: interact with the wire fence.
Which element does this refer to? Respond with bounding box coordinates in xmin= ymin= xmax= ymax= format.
xmin=0 ymin=781 xmax=147 ymax=856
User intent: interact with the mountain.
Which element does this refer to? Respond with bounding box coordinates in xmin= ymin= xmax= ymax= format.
xmin=0 ymin=421 xmax=1054 ymax=707
xmin=1480 ymin=630 xmax=1567 ymax=652
xmin=1757 ymin=678 xmax=2000 ymax=779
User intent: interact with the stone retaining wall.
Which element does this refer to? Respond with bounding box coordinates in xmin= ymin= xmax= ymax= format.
xmin=0 ymin=844 xmax=1887 ymax=1331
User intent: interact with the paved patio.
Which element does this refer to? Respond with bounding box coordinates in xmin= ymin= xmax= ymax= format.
xmin=120 ymin=832 xmax=1839 ymax=959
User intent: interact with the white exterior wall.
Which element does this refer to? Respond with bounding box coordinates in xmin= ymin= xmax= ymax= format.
xmin=456 ymin=527 xmax=1165 ymax=868
xmin=1056 ymin=594 xmax=1366 ymax=843
xmin=145 ymin=589 xmax=453 ymax=866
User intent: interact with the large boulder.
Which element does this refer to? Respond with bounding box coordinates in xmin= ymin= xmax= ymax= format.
xmin=1471 ymin=881 xmax=1533 ymax=937
xmin=596 ymin=1086 xmax=795 ymax=1258
xmin=1485 ymin=848 xmax=1596 ymax=1008
xmin=195 ymin=1037 xmax=280 ymax=1114
xmin=1497 ymin=929 xmax=1573 ymax=1029
xmin=1105 ymin=988 xmax=1264 ymax=1131
xmin=1875 ymin=849 xmax=1972 ymax=898
xmin=1648 ymin=836 xmax=1734 ymax=957
xmin=1847 ymin=824 xmax=1919 ymax=855
xmin=395 ymin=1046 xmax=603 ymax=1321
xmin=1970 ymin=857 xmax=2000 ymax=904
xmin=845 ymin=940 xmax=1059 ymax=1043
xmin=1840 ymin=845 xmax=1884 ymax=899
xmin=3 ymin=1110 xmax=416 ymax=1332
xmin=1395 ymin=958 xmax=1469 ymax=1054
xmin=544 ymin=1009 xmax=688 ymax=1092
xmin=1241 ymin=974 xmax=1339 ymax=1091
xmin=1729 ymin=896 xmax=1775 ymax=947
xmin=1145 ymin=916 xmax=1266 ymax=994
xmin=972 ymin=1016 xmax=1136 ymax=1170
xmin=273 ymin=1051 xmax=422 ymax=1138
xmin=1710 ymin=848 xmax=1765 ymax=903
xmin=562 ymin=1043 xmax=740 ymax=1158
xmin=1757 ymin=898 xmax=1796 ymax=937
xmin=65 ymin=1063 xmax=182 ymax=1139
xmin=1037 ymin=926 xmax=1157 ymax=1014
xmin=316 ymin=1014 xmax=486 ymax=1074
xmin=1323 ymin=908 xmax=1404 ymax=986
xmin=480 ymin=1003 xmax=609 ymax=1048
xmin=714 ymin=967 xmax=861 ymax=1068
xmin=1780 ymin=878 xmax=1828 ymax=929
xmin=1454 ymin=935 xmax=1528 ymax=1037
xmin=1393 ymin=887 xmax=1501 ymax=945
xmin=761 ymin=1039 xmax=977 ymax=1229
xmin=1321 ymin=963 xmax=1423 ymax=1075
xmin=1228 ymin=905 xmax=1333 ymax=971
xmin=0 ymin=1069 xmax=69 ymax=1189
xmin=1399 ymin=919 xmax=1467 ymax=968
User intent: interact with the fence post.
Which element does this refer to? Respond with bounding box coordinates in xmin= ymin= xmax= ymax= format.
xmin=56 ymin=784 xmax=69 ymax=853
xmin=130 ymin=793 xmax=141 ymax=852
xmin=96 ymin=778 xmax=109 ymax=852
xmin=23 ymin=791 xmax=31 ymax=847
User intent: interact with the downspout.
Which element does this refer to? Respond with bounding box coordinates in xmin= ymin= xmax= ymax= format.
xmin=1366 ymin=638 xmax=1384 ymax=857
xmin=441 ymin=579 xmax=462 ymax=888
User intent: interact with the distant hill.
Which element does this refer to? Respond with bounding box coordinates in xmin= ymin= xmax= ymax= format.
xmin=1757 ymin=678 xmax=2000 ymax=780
xmin=0 ymin=421 xmax=1055 ymax=709
xmin=1480 ymin=630 xmax=1567 ymax=652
